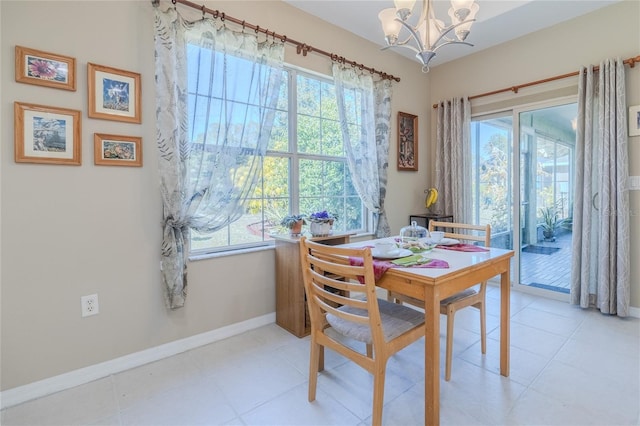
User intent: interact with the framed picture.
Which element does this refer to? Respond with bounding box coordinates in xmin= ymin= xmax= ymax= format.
xmin=14 ymin=102 xmax=81 ymax=165
xmin=88 ymin=63 xmax=141 ymax=124
xmin=94 ymin=133 xmax=142 ymax=167
xmin=15 ymin=46 xmax=76 ymax=91
xmin=629 ymin=105 xmax=640 ymax=137
xmin=398 ymin=111 xmax=418 ymax=171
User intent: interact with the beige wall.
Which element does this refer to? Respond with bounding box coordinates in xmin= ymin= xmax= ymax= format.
xmin=0 ymin=0 xmax=429 ymax=392
xmin=429 ymin=0 xmax=640 ymax=307
xmin=2 ymin=0 xmax=638 ymax=395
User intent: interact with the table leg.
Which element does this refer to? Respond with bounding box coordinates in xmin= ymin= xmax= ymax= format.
xmin=424 ymin=285 xmax=440 ymax=425
xmin=500 ymin=267 xmax=510 ymax=376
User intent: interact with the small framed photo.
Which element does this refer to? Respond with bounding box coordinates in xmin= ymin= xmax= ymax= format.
xmin=14 ymin=102 xmax=81 ymax=165
xmin=15 ymin=46 xmax=76 ymax=91
xmin=629 ymin=105 xmax=640 ymax=137
xmin=88 ymin=63 xmax=141 ymax=124
xmin=398 ymin=111 xmax=418 ymax=171
xmin=94 ymin=133 xmax=142 ymax=167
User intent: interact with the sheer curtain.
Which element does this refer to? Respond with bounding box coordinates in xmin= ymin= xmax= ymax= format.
xmin=154 ymin=8 xmax=284 ymax=309
xmin=373 ymin=79 xmax=393 ymax=237
xmin=571 ymin=58 xmax=630 ymax=316
xmin=435 ymin=97 xmax=471 ymax=223
xmin=333 ymin=64 xmax=392 ymax=237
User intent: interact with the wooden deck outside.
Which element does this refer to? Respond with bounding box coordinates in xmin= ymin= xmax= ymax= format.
xmin=520 ymin=230 xmax=573 ymax=293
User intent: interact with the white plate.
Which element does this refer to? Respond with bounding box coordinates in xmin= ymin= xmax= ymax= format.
xmin=371 ymin=248 xmax=413 ymax=259
xmin=421 ymin=237 xmax=459 ymax=245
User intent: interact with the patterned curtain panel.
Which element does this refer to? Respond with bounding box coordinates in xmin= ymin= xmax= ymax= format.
xmin=435 ymin=97 xmax=471 ymax=223
xmin=154 ymin=8 xmax=284 ymax=309
xmin=332 ymin=64 xmax=392 ymax=237
xmin=571 ymin=58 xmax=630 ymax=316
xmin=373 ymin=79 xmax=392 ymax=237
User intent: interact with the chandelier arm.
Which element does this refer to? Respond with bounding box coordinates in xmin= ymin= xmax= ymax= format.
xmin=398 ymin=34 xmax=418 ymax=46
xmin=396 ymin=18 xmax=426 ymax=52
xmin=427 ymin=19 xmax=476 ymax=49
xmin=390 ymin=33 xmax=420 ymax=48
xmin=381 ymin=43 xmax=421 ymax=55
xmin=431 ymin=40 xmax=473 ymax=52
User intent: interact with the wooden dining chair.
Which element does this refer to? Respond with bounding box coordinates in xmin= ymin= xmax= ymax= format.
xmin=391 ymin=221 xmax=491 ymax=381
xmin=299 ymin=237 xmax=425 ymax=426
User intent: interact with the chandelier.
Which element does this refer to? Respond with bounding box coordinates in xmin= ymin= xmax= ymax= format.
xmin=378 ymin=0 xmax=479 ymax=72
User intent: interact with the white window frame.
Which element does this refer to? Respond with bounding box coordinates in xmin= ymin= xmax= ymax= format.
xmin=189 ymin=64 xmax=372 ymax=256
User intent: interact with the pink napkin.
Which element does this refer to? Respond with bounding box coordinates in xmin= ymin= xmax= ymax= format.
xmin=349 ymin=257 xmax=449 ymax=281
xmin=437 ymin=243 xmax=489 ymax=252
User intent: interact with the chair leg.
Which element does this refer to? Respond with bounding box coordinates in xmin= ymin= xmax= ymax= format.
xmin=308 ymin=340 xmax=321 ymax=402
xmin=386 ymin=291 xmax=402 ymax=304
xmin=479 ymin=301 xmax=486 ymax=355
xmin=371 ymin=361 xmax=386 ymax=426
xmin=319 ymin=344 xmax=325 ymax=372
xmin=445 ymin=307 xmax=455 ymax=382
xmin=366 ymin=343 xmax=373 ymax=358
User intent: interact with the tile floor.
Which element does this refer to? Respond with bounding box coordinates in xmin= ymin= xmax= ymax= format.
xmin=2 ymin=287 xmax=639 ymax=426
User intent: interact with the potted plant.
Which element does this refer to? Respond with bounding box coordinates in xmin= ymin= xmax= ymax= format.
xmin=538 ymin=206 xmax=558 ymax=242
xmin=280 ymin=214 xmax=306 ymax=236
xmin=308 ymin=210 xmax=337 ymax=237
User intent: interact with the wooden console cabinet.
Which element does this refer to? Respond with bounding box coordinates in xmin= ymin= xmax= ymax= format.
xmin=273 ymin=233 xmax=352 ymax=337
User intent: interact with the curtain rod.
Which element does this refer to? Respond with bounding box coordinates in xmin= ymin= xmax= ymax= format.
xmin=432 ymin=54 xmax=640 ymax=109
xmin=153 ymin=0 xmax=400 ymax=82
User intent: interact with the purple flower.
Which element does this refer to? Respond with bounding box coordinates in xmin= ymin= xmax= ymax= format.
xmin=311 ymin=210 xmax=329 ymax=219
xmin=309 ymin=210 xmax=337 ymax=222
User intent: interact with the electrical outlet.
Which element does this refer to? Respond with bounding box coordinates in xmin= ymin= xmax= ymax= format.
xmin=81 ymin=294 xmax=99 ymax=317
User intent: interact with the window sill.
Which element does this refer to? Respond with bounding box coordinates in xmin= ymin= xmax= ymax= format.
xmin=188 ymin=231 xmax=374 ymax=262
xmin=189 ymin=243 xmax=274 ymax=262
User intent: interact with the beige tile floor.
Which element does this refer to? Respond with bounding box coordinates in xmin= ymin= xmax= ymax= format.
xmin=2 ymin=288 xmax=639 ymax=426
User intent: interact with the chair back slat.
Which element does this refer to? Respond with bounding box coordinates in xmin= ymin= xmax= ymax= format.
xmin=311 ymin=281 xmax=367 ymax=310
xmin=299 ymin=237 xmax=384 ymax=346
xmin=429 ymin=221 xmax=491 ymax=247
xmin=311 ymin=269 xmax=363 ymax=294
xmin=314 ymin=295 xmax=370 ymax=325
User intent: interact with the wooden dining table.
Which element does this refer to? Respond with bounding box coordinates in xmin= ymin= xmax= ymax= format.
xmin=340 ymin=238 xmax=514 ymax=426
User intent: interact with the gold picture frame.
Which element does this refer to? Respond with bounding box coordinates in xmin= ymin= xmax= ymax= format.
xmin=15 ymin=46 xmax=76 ymax=91
xmin=94 ymin=133 xmax=142 ymax=167
xmin=14 ymin=102 xmax=82 ymax=165
xmin=88 ymin=63 xmax=141 ymax=123
xmin=398 ymin=111 xmax=418 ymax=171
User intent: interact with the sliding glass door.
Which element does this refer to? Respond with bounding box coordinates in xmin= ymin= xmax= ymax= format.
xmin=517 ymin=103 xmax=576 ymax=294
xmin=470 ymin=113 xmax=514 ymax=251
xmin=471 ymin=99 xmax=577 ymax=295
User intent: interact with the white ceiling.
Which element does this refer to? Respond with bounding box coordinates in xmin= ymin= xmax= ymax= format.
xmin=283 ymin=0 xmax=621 ymax=68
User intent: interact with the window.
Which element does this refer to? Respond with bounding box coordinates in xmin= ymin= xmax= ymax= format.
xmin=190 ymin=67 xmax=369 ymax=254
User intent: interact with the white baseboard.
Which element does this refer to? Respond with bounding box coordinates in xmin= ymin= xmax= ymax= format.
xmin=0 ymin=313 xmax=275 ymax=410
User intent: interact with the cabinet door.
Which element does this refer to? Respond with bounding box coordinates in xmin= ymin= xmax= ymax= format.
xmin=274 ymin=234 xmax=352 ymax=337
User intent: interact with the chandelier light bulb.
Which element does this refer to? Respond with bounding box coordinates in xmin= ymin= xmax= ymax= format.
xmin=451 ymin=0 xmax=475 ymax=11
xmin=394 ymin=0 xmax=417 ymax=20
xmin=379 ymin=8 xmax=402 ymax=43
xmin=448 ymin=2 xmax=478 ymax=41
